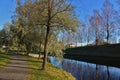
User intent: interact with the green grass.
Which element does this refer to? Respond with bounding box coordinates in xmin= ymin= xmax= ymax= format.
xmin=27 ymin=56 xmax=75 ymax=80
xmin=0 ymin=53 xmax=11 ymax=69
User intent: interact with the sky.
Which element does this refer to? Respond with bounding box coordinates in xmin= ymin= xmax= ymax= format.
xmin=0 ymin=0 xmax=118 ymax=30
xmin=72 ymin=0 xmax=118 ymax=22
xmin=77 ymin=0 xmax=105 ymax=22
xmin=0 ymin=0 xmax=16 ymax=30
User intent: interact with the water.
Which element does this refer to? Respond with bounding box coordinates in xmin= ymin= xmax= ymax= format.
xmin=49 ymin=57 xmax=120 ymax=80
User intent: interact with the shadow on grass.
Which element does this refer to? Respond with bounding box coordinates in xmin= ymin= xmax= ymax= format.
xmin=0 ymin=63 xmax=41 ymax=71
xmin=11 ymin=58 xmax=41 ymax=63
xmin=0 ymin=54 xmax=11 ymax=60
xmin=1 ymin=53 xmax=41 ymax=63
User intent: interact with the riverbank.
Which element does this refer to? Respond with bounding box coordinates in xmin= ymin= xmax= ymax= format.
xmin=64 ymin=43 xmax=120 ymax=68
xmin=27 ymin=55 xmax=75 ymax=80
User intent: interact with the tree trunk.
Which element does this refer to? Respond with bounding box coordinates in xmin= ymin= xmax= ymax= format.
xmin=25 ymin=44 xmax=30 ymax=55
xmin=42 ymin=26 xmax=50 ymax=70
xmin=107 ymin=27 xmax=109 ymax=44
xmin=38 ymin=42 xmax=42 ymax=60
xmin=106 ymin=20 xmax=109 ymax=44
xmin=95 ymin=25 xmax=99 ymax=45
xmin=26 ymin=51 xmax=29 ymax=55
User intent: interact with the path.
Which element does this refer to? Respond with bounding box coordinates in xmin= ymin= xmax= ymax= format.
xmin=0 ymin=54 xmax=30 ymax=80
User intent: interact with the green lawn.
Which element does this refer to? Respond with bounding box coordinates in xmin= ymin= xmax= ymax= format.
xmin=27 ymin=56 xmax=75 ymax=80
xmin=0 ymin=53 xmax=11 ymax=69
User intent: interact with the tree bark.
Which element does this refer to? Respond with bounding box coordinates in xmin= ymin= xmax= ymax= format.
xmin=95 ymin=26 xmax=99 ymax=45
xmin=106 ymin=15 xmax=109 ymax=44
xmin=38 ymin=42 xmax=42 ymax=60
xmin=107 ymin=26 xmax=109 ymax=44
xmin=42 ymin=26 xmax=50 ymax=70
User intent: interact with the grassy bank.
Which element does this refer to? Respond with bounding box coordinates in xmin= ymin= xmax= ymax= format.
xmin=64 ymin=43 xmax=120 ymax=67
xmin=27 ymin=56 xmax=75 ymax=80
xmin=0 ymin=53 xmax=11 ymax=69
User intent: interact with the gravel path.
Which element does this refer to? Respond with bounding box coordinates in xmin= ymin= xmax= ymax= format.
xmin=0 ymin=54 xmax=30 ymax=80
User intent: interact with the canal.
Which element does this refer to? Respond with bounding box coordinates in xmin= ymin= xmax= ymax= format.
xmin=49 ymin=57 xmax=120 ymax=80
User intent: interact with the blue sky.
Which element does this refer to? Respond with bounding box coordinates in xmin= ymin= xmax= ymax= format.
xmin=0 ymin=0 xmax=16 ymax=30
xmin=0 ymin=0 xmax=118 ymax=30
xmin=78 ymin=0 xmax=105 ymax=22
xmin=72 ymin=0 xmax=118 ymax=22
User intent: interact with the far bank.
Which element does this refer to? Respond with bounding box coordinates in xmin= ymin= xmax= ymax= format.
xmin=63 ymin=43 xmax=120 ymax=68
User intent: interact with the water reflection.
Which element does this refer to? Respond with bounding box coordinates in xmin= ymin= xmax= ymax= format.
xmin=49 ymin=57 xmax=120 ymax=80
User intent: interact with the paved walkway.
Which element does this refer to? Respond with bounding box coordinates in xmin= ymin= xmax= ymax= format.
xmin=0 ymin=54 xmax=30 ymax=80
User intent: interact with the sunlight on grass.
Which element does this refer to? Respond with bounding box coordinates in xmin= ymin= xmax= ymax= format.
xmin=0 ymin=53 xmax=11 ymax=69
xmin=27 ymin=56 xmax=75 ymax=80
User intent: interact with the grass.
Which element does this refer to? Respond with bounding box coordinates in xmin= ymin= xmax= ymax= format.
xmin=27 ymin=56 xmax=75 ymax=80
xmin=0 ymin=53 xmax=11 ymax=69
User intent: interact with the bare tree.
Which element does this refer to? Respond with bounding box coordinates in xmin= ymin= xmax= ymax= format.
xmin=87 ymin=18 xmax=91 ymax=45
xmin=89 ymin=10 xmax=102 ymax=45
xmin=86 ymin=16 xmax=95 ymax=45
xmin=102 ymin=0 xmax=116 ymax=43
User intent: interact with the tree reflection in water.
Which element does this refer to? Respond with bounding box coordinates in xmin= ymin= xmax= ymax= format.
xmin=49 ymin=57 xmax=120 ymax=80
